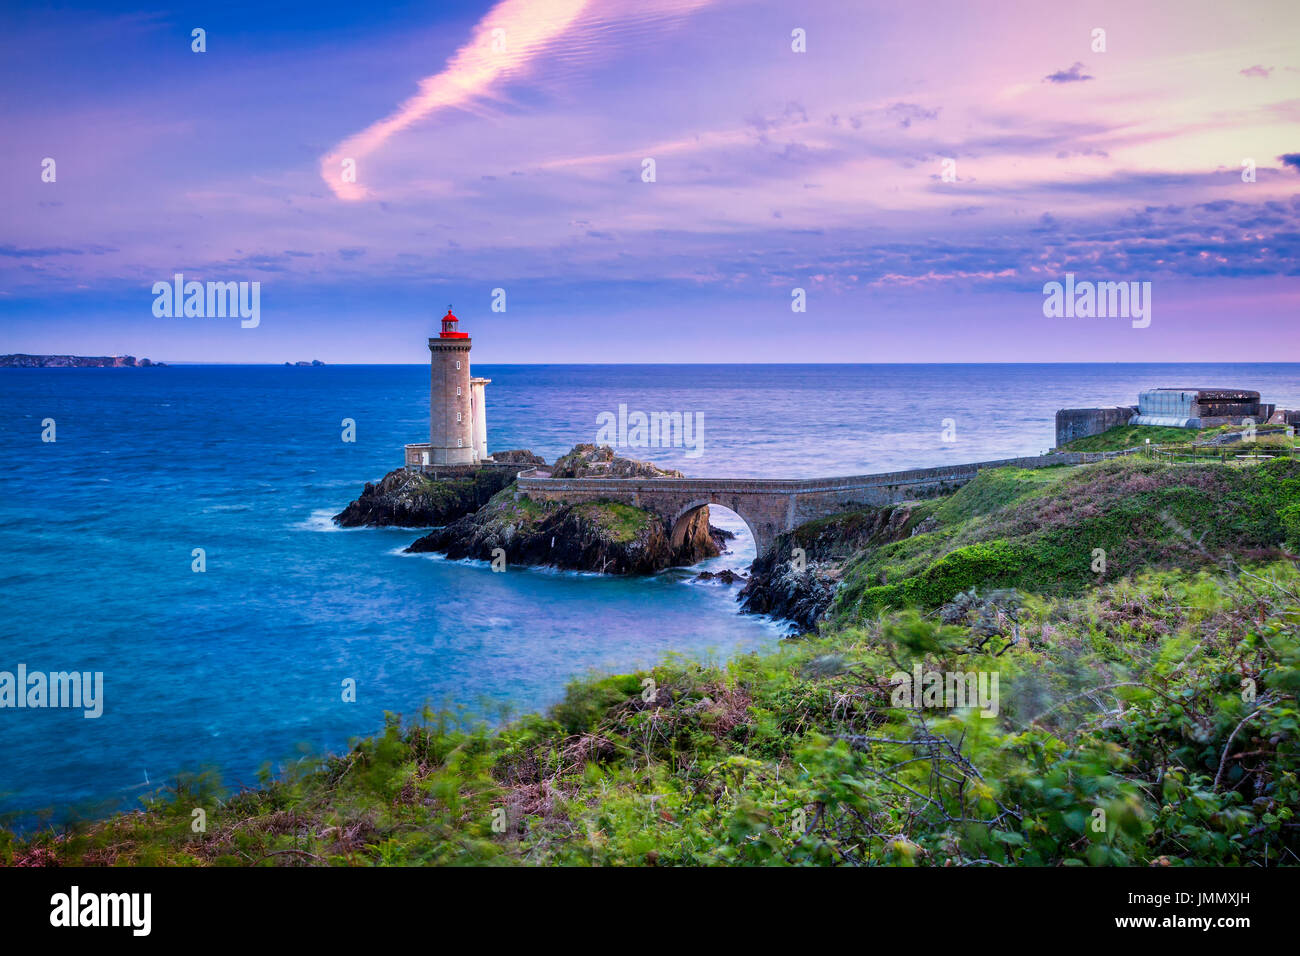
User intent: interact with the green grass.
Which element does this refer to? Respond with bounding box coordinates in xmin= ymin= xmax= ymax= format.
xmin=573 ymin=501 xmax=652 ymax=543
xmin=1058 ymin=423 xmax=1200 ymax=451
xmin=923 ymin=465 xmax=1073 ymax=525
xmin=490 ymin=486 xmax=547 ymax=519
xmin=1061 ymin=422 xmax=1298 ymax=453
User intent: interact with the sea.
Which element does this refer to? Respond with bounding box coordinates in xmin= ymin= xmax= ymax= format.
xmin=3 ymin=362 xmax=1299 ymax=823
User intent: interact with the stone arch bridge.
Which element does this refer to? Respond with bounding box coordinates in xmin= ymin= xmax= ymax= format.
xmin=515 ymin=452 xmax=1101 ymax=557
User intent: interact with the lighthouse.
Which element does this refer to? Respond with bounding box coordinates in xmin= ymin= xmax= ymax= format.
xmin=425 ymin=306 xmax=490 ymax=465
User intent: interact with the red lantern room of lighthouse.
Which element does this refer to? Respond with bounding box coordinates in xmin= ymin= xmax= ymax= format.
xmin=440 ymin=306 xmax=469 ymax=338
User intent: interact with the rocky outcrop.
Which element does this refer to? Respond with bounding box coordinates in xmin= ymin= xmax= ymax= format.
xmin=739 ymin=506 xmax=915 ymax=631
xmin=696 ymin=569 xmax=747 ymax=584
xmin=740 ymin=564 xmax=837 ymax=631
xmin=489 ymin=449 xmax=547 ymax=466
xmin=340 ymin=444 xmax=725 ymax=574
xmin=710 ymin=526 xmax=735 ymax=553
xmin=550 ymin=444 xmax=684 ymax=478
xmin=405 ymin=445 xmax=720 ymax=574
xmin=334 ymin=465 xmax=526 ymax=528
xmin=406 ymin=486 xmax=719 ymax=574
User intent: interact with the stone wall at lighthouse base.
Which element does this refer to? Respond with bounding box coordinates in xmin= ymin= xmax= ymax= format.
xmin=403 ymin=445 xmax=522 ymax=474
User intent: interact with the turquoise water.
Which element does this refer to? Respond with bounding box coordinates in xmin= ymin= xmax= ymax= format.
xmin=2 ymin=362 xmax=1298 ymax=821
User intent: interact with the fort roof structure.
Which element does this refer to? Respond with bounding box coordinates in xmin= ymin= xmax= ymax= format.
xmin=1132 ymin=388 xmax=1269 ymax=429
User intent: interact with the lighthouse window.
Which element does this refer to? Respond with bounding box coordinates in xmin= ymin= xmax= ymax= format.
xmin=457 ymin=386 xmax=462 ymax=396
xmin=457 ymin=439 xmax=463 ymax=447
xmin=457 ymin=412 xmax=462 ymax=422
xmin=455 ymin=361 xmax=461 ymax=370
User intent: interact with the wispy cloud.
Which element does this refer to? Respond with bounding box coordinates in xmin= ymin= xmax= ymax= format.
xmin=320 ymin=0 xmax=715 ymax=200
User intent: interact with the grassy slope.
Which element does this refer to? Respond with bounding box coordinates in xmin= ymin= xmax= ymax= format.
xmin=572 ymin=502 xmax=652 ymax=543
xmin=454 ymin=486 xmax=648 ymax=538
xmin=836 ymin=457 xmax=1300 ymax=619
xmin=1059 ymin=422 xmax=1297 ymax=453
xmin=1058 ymin=424 xmax=1200 ymax=451
xmin=5 ymin=459 xmax=1299 ymax=867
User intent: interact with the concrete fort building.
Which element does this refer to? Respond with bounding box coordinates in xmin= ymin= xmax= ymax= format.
xmin=1055 ymin=387 xmax=1292 ymax=446
xmin=404 ymin=307 xmax=492 ymax=469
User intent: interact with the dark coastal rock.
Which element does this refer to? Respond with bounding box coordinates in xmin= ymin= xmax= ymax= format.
xmin=696 ymin=569 xmax=746 ymax=584
xmin=334 ymin=466 xmax=523 ymax=528
xmin=739 ymin=563 xmax=838 ymax=632
xmin=407 ymin=485 xmax=719 ymax=574
xmin=739 ymin=505 xmax=916 ymax=631
xmin=709 ymin=526 xmax=735 ymax=552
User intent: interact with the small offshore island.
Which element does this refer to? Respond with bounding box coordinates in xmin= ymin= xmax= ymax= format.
xmin=0 ymin=353 xmax=165 ymax=367
xmin=7 ymin=334 xmax=1299 ymax=866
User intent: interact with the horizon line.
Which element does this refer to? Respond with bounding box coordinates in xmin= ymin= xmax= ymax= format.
xmin=11 ymin=359 xmax=1300 ymax=368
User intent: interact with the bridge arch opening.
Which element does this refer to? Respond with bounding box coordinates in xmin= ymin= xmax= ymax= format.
xmin=670 ymin=502 xmax=758 ymax=568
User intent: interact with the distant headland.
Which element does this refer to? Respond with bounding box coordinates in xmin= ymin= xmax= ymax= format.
xmin=0 ymin=353 xmax=165 ymax=368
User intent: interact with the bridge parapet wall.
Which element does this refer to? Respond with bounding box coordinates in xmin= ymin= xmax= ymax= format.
xmin=515 ymin=452 xmax=1096 ymax=499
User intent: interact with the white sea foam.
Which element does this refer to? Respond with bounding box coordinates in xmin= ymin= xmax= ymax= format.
xmin=388 ymin=545 xmax=420 ymax=557
xmin=296 ymin=508 xmax=347 ymax=532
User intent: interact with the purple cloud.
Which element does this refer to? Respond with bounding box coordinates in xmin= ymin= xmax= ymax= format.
xmin=1043 ymin=62 xmax=1093 ymax=84
xmin=885 ymin=102 xmax=940 ymax=128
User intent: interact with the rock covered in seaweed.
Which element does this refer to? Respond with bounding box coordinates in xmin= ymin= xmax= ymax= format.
xmin=406 ymin=486 xmax=719 ymax=574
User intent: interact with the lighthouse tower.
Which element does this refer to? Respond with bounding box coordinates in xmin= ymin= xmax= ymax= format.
xmin=426 ymin=306 xmax=485 ymax=465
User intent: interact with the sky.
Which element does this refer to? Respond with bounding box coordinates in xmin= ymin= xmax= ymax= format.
xmin=1 ymin=0 xmax=1298 ymax=364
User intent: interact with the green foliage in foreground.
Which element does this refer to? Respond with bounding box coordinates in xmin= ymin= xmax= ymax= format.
xmin=3 ymin=562 xmax=1297 ymax=867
